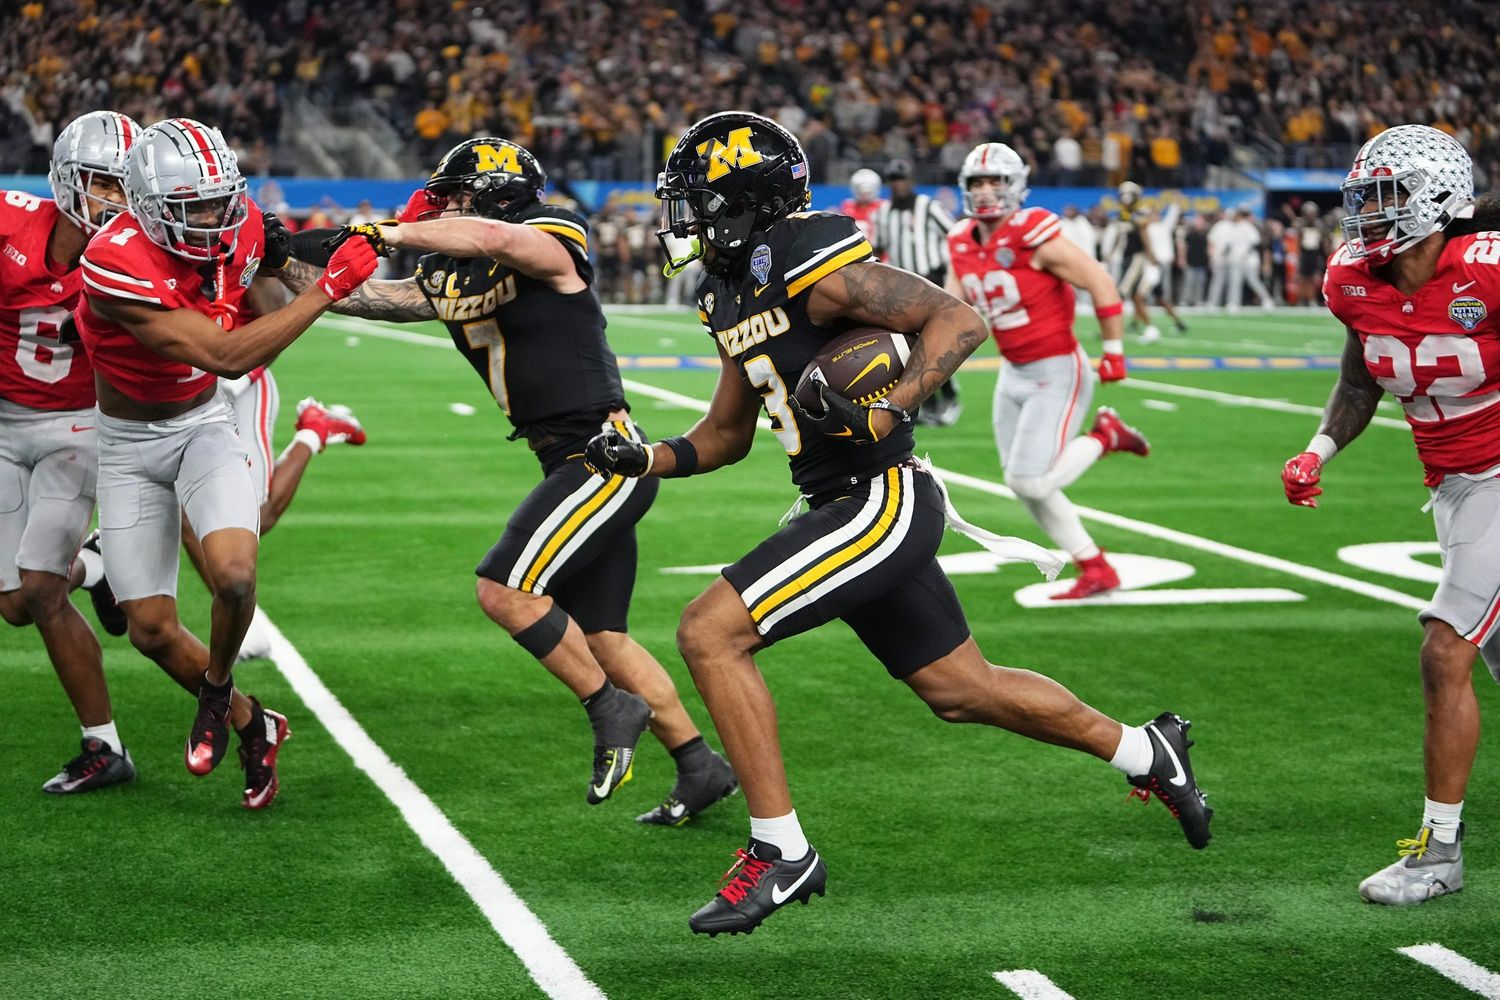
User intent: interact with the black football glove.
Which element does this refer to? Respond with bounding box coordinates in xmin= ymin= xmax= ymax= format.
xmin=323 ymin=222 xmax=390 ymax=258
xmin=584 ymin=427 xmax=652 ymax=478
xmin=787 ymin=377 xmax=909 ymax=444
xmin=262 ymin=212 xmax=292 ymax=270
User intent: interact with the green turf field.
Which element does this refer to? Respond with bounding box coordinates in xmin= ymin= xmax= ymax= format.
xmin=4 ymin=309 xmax=1498 ymax=999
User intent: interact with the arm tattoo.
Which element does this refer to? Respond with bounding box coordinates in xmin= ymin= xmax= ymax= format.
xmin=1320 ymin=328 xmax=1384 ymax=446
xmin=274 ymin=259 xmax=436 ymax=322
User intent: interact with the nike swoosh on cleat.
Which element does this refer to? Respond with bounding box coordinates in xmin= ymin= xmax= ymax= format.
xmin=1150 ymin=725 xmax=1188 ymax=786
xmin=1453 ymin=280 xmax=1478 ymax=293
xmin=592 ymin=752 xmax=622 ymax=799
xmin=770 ymin=852 xmax=820 ymax=905
xmin=844 ymin=353 xmax=891 ymax=391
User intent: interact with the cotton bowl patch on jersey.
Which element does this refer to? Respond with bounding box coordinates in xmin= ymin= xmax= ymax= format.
xmin=750 ymin=244 xmax=772 ymax=286
xmin=1450 ymin=296 xmax=1487 ymax=331
xmin=793 ymin=327 xmax=914 ymax=412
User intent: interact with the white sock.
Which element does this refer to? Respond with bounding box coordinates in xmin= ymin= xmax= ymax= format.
xmin=1109 ymin=724 xmax=1153 ymax=777
xmin=77 ymin=546 xmax=104 ymax=589
xmin=749 ymin=810 xmax=809 ymax=862
xmin=82 ymin=721 xmax=122 ymax=756
xmin=1423 ymin=798 xmax=1464 ymax=844
xmin=1017 ymin=491 xmax=1096 ymax=559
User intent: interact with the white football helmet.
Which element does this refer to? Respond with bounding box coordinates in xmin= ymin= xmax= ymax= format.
xmin=125 ymin=118 xmax=248 ymax=260
xmin=849 ymin=168 xmax=881 ymax=203
xmin=1340 ymin=124 xmax=1473 ymax=260
xmin=958 ymin=143 xmax=1028 ymax=220
xmin=48 ymin=110 xmax=140 ymax=233
xmin=1118 ymin=181 xmax=1142 ymax=207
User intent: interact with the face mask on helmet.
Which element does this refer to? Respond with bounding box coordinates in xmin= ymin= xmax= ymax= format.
xmin=1339 ymin=125 xmax=1474 ymax=260
xmin=126 ymin=119 xmax=249 ymax=261
xmin=959 ymin=144 xmax=1028 ymax=221
xmin=49 ymin=111 xmax=139 ymax=234
xmin=152 ymin=190 xmax=248 ymax=258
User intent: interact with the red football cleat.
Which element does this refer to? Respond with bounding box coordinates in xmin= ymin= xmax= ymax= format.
xmin=295 ymin=396 xmax=367 ymax=449
xmin=238 ymin=699 xmax=291 ymax=810
xmin=1050 ymin=552 xmax=1121 ymax=601
xmin=1088 ymin=406 xmax=1150 ymax=456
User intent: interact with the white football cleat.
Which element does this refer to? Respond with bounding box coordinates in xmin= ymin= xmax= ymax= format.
xmin=1359 ymin=826 xmax=1463 ymax=905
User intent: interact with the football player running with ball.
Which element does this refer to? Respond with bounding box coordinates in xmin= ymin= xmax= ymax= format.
xmin=948 ymin=143 xmax=1148 ymax=600
xmin=1283 ymin=125 xmax=1500 ymax=905
xmin=585 ymin=112 xmax=1214 ymax=937
xmin=276 ymin=138 xmax=737 ymax=822
xmin=0 ymin=111 xmax=138 ymax=794
xmin=75 ymin=118 xmax=381 ymax=808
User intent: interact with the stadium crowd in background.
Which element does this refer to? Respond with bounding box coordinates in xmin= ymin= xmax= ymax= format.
xmin=2 ymin=0 xmax=1497 ymax=189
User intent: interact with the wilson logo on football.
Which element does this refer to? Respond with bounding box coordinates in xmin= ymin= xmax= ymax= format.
xmin=697 ymin=127 xmax=763 ymax=182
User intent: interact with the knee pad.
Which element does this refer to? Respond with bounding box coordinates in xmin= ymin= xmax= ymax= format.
xmin=511 ymin=601 xmax=569 ymax=659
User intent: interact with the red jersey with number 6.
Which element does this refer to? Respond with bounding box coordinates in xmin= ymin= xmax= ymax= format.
xmin=0 ymin=190 xmax=92 ymax=410
xmin=1324 ymin=232 xmax=1500 ymax=485
xmin=75 ymin=200 xmax=266 ymax=403
xmin=947 ymin=208 xmax=1076 ymax=364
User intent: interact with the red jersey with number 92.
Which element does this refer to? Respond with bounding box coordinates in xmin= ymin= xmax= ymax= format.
xmin=0 ymin=190 xmax=93 ymax=411
xmin=75 ymin=201 xmax=265 ymax=404
xmin=947 ymin=208 xmax=1077 ymax=364
xmin=1324 ymin=231 xmax=1500 ymax=485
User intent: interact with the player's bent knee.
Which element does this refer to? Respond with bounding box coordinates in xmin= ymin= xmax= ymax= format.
xmin=212 ymin=570 xmax=257 ymax=610
xmin=0 ymin=591 xmax=31 ymax=627
xmin=511 ymin=600 xmax=569 ymax=660
xmin=1004 ymin=471 xmax=1050 ymax=502
xmin=19 ymin=575 xmax=70 ymax=623
xmin=1419 ymin=621 xmax=1477 ymax=690
xmin=127 ymin=616 xmax=178 ymax=657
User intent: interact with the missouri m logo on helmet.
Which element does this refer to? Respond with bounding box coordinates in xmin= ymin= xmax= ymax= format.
xmin=425 ymin=137 xmax=546 ymax=222
xmin=698 ymin=128 xmax=764 ymax=182
xmin=657 ymin=111 xmax=811 ymax=276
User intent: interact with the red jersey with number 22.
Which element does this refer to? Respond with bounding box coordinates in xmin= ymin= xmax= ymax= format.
xmin=75 ymin=200 xmax=266 ymax=404
xmin=947 ymin=207 xmax=1076 ymax=365
xmin=0 ymin=190 xmax=93 ymax=410
xmin=1324 ymin=231 xmax=1500 ymax=485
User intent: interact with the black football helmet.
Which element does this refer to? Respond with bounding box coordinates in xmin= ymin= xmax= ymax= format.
xmin=657 ymin=111 xmax=810 ymax=274
xmin=425 ymin=137 xmax=546 ymax=221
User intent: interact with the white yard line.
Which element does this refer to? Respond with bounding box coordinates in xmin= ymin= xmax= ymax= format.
xmin=993 ymin=970 xmax=1079 ymax=999
xmin=1397 ymin=944 xmax=1500 ymax=998
xmin=255 ymin=609 xmax=606 ymax=1000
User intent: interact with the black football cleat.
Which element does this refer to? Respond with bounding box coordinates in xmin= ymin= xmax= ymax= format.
xmin=689 ymin=838 xmax=827 ymax=937
xmin=585 ymin=688 xmax=652 ymax=805
xmin=185 ymin=679 xmax=234 ymax=776
xmin=238 ymin=698 xmax=291 ymax=809
xmin=638 ymin=751 xmax=739 ymax=826
xmin=42 ymin=737 xmax=136 ymax=794
xmin=79 ymin=530 xmax=127 ymax=637
xmin=1127 ymin=712 xmax=1213 ymax=849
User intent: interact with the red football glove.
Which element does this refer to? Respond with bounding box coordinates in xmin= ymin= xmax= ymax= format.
xmin=397 ymin=187 xmax=445 ymax=224
xmin=316 ymin=237 xmax=379 ymax=302
xmin=1099 ymin=352 xmax=1127 ymax=383
xmin=1282 ymin=451 xmax=1324 ymax=507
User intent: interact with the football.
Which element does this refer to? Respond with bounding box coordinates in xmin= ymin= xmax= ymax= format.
xmin=793 ymin=327 xmax=916 ymax=413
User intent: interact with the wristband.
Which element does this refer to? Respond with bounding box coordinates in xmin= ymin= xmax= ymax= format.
xmin=661 ymin=436 xmax=698 ymax=478
xmin=1096 ymin=301 xmax=1124 ymax=319
xmin=1101 ymin=338 xmax=1125 ymax=356
xmin=1306 ymin=433 xmax=1338 ymax=462
xmin=870 ymin=398 xmax=912 ymax=423
xmin=290 ymin=428 xmax=324 ymax=455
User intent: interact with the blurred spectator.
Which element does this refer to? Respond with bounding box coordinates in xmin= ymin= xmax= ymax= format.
xmin=1181 ymin=215 xmax=1211 ymax=306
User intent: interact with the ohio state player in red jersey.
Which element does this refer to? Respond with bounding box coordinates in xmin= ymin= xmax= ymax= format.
xmin=838 ymin=168 xmax=883 ymax=243
xmin=1283 ymin=125 xmax=1500 ymax=905
xmin=946 ymin=142 xmax=1148 ymax=600
xmin=75 ymin=117 xmax=378 ymax=808
xmin=0 ymin=111 xmax=140 ymax=794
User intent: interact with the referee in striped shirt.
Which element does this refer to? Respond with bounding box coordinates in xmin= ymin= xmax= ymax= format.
xmin=871 ymin=159 xmax=961 ymax=425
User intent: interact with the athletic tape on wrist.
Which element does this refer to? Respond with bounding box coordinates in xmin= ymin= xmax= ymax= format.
xmin=512 ymin=601 xmax=569 ymax=659
xmin=661 ymin=436 xmax=698 ymax=478
xmin=1307 ymin=433 xmax=1338 ymax=462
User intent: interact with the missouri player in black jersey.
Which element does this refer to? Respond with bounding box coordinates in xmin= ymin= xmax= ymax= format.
xmin=586 ymin=112 xmax=1214 ymax=936
xmin=277 ymin=137 xmax=735 ymax=823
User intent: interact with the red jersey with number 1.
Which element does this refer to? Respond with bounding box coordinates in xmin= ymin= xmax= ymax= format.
xmin=1324 ymin=232 xmax=1500 ymax=485
xmin=75 ymin=200 xmax=266 ymax=404
xmin=0 ymin=190 xmax=92 ymax=410
xmin=947 ymin=207 xmax=1076 ymax=364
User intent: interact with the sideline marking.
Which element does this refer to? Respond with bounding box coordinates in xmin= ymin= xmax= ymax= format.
xmin=325 ymin=315 xmax=1430 ymax=614
xmin=993 ymin=970 xmax=1078 ymax=999
xmin=255 ymin=608 xmax=606 ymax=1000
xmin=1397 ymin=944 xmax=1500 ymax=998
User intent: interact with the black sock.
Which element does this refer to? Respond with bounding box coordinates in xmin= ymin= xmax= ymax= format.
xmin=581 ymin=679 xmax=615 ymax=710
xmin=670 ymin=735 xmax=715 ymax=773
xmin=201 ymin=675 xmax=233 ymax=698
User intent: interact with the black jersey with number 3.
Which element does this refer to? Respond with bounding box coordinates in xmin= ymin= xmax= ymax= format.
xmin=696 ymin=211 xmax=916 ymax=497
xmin=414 ymin=203 xmax=626 ymax=442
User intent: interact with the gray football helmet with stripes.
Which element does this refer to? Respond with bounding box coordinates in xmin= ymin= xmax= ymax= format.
xmin=958 ymin=143 xmax=1029 ymax=221
xmin=125 ymin=117 xmax=248 ymax=260
xmin=48 ymin=110 xmax=140 ymax=233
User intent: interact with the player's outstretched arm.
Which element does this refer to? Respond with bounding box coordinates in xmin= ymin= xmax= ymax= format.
xmin=275 ymin=259 xmax=436 ymax=322
xmin=88 ymin=238 xmax=379 ymax=378
xmin=377 ymin=219 xmax=586 ymax=293
xmin=585 ymin=345 xmax=760 ymax=479
xmin=806 ymin=261 xmax=988 ymax=429
xmin=1282 ymin=327 xmax=1384 ymax=507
